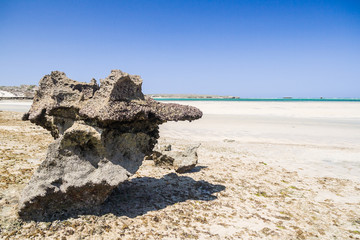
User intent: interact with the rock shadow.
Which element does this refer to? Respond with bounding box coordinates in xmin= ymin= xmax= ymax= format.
xmin=103 ymin=173 xmax=224 ymax=218
xmin=28 ymin=173 xmax=225 ymax=221
xmin=187 ymin=165 xmax=208 ymax=173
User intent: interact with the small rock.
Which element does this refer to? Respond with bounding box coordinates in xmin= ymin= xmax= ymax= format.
xmin=151 ymin=144 xmax=201 ymax=173
xmin=152 ymin=151 xmax=174 ymax=167
xmin=173 ymin=144 xmax=200 ymax=173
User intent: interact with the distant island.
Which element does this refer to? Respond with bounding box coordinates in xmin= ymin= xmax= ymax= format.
xmin=1 ymin=85 xmax=357 ymax=101
xmin=0 ymin=85 xmax=240 ymax=100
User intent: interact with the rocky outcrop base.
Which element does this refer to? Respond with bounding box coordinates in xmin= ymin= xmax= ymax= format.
xmin=18 ymin=70 xmax=202 ymax=219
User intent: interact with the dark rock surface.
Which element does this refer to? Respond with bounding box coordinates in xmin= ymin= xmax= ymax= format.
xmin=18 ymin=70 xmax=202 ymax=220
xmin=151 ymin=151 xmax=175 ymax=167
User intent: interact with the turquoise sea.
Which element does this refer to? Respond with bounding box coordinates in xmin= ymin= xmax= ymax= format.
xmin=154 ymin=98 xmax=360 ymax=102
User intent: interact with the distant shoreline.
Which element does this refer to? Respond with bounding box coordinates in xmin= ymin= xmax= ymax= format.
xmin=154 ymin=98 xmax=360 ymax=102
xmin=147 ymin=94 xmax=240 ymax=99
xmin=1 ymin=96 xmax=360 ymax=102
xmin=1 ymin=86 xmax=359 ymax=102
xmin=0 ymin=97 xmax=33 ymax=100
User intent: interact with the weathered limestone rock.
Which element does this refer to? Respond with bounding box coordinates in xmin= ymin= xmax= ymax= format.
xmin=19 ymin=70 xmax=202 ymax=219
xmin=151 ymin=151 xmax=175 ymax=167
xmin=173 ymin=144 xmax=201 ymax=173
xmin=149 ymin=144 xmax=200 ymax=173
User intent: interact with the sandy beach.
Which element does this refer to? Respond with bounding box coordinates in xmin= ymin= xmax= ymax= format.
xmin=160 ymin=101 xmax=360 ymax=182
xmin=0 ymin=100 xmax=32 ymax=113
xmin=1 ymin=100 xmax=360 ymax=239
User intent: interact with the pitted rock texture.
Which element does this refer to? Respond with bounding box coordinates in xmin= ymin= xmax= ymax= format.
xmin=150 ymin=144 xmax=200 ymax=173
xmin=19 ymin=70 xmax=202 ymax=220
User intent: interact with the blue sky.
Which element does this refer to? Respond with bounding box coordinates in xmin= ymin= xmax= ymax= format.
xmin=0 ymin=0 xmax=359 ymax=97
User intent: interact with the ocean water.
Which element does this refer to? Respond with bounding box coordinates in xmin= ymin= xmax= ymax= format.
xmin=154 ymin=98 xmax=360 ymax=102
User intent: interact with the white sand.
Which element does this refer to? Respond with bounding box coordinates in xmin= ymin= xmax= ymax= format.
xmin=160 ymin=101 xmax=360 ymax=182
xmin=0 ymin=90 xmax=15 ymax=97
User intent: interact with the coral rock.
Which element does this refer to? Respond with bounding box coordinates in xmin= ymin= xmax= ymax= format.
xmin=18 ymin=70 xmax=202 ymax=219
xmin=150 ymin=144 xmax=200 ymax=173
xmin=173 ymin=144 xmax=201 ymax=173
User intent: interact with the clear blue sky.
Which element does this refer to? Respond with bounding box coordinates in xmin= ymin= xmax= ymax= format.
xmin=0 ymin=0 xmax=359 ymax=97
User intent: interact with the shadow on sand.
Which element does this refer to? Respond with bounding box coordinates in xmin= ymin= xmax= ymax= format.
xmin=30 ymin=172 xmax=225 ymax=221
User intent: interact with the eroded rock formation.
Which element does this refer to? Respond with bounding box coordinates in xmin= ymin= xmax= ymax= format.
xmin=19 ymin=70 xmax=202 ymax=219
